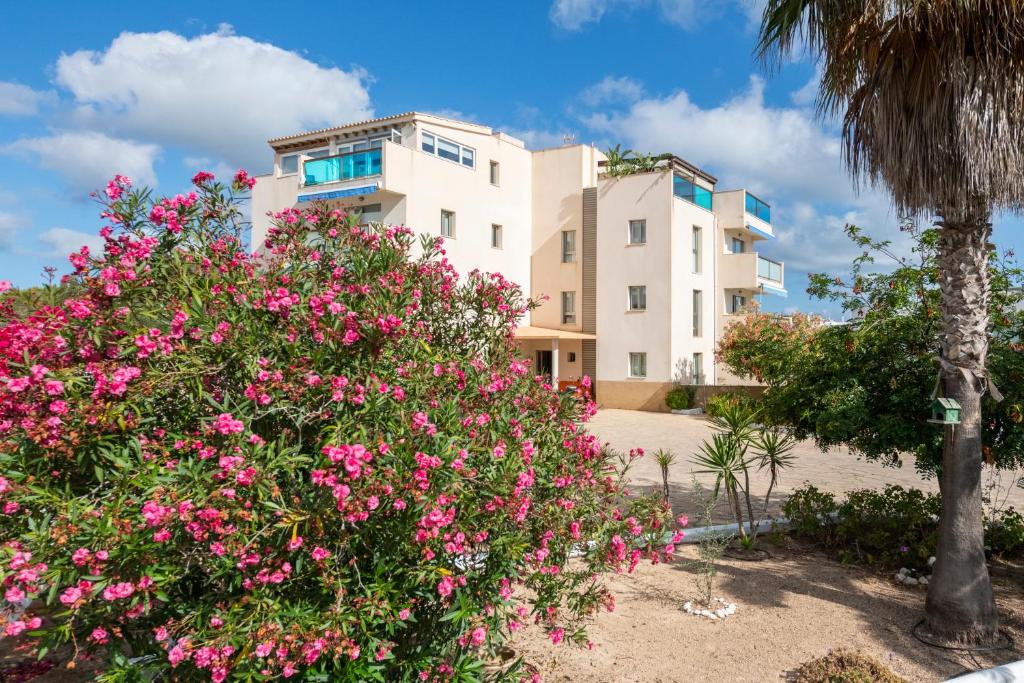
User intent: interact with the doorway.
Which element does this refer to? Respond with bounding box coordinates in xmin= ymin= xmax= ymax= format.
xmin=535 ymin=350 xmax=553 ymax=378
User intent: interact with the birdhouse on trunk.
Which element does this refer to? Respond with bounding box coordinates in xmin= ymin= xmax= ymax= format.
xmin=929 ymin=397 xmax=961 ymax=425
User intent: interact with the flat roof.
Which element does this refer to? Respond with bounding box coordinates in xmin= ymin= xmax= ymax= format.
xmin=268 ymin=111 xmax=500 ymax=150
xmin=514 ymin=325 xmax=596 ymax=341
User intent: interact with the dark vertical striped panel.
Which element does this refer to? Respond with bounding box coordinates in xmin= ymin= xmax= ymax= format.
xmin=582 ymin=187 xmax=597 ymax=391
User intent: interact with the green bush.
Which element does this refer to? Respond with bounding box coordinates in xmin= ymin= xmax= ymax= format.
xmin=704 ymin=391 xmax=754 ymax=417
xmin=665 ymin=385 xmax=696 ymax=410
xmin=783 ymin=484 xmax=839 ymax=544
xmin=986 ymin=508 xmax=1024 ymax=557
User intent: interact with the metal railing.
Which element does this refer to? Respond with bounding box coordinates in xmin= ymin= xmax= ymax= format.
xmin=745 ymin=192 xmax=771 ymax=223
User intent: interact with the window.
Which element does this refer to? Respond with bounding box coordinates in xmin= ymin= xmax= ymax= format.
xmin=437 ymin=138 xmax=460 ymax=162
xmin=673 ymin=174 xmax=713 ymax=210
xmin=568 ymin=352 xmax=577 ymax=363
xmin=390 ymin=129 xmax=403 ymax=145
xmin=421 ymin=130 xmax=476 ymax=168
xmin=561 ymin=291 xmax=576 ymax=324
xmin=629 ymin=352 xmax=647 ymax=378
xmin=306 ymin=148 xmax=331 ymax=159
xmin=628 ymin=285 xmax=647 ymax=311
xmin=732 ymin=237 xmax=746 ymax=254
xmin=280 ymin=154 xmax=299 ymax=175
xmin=491 ymin=224 xmax=503 ymax=249
xmin=692 ymin=290 xmax=703 ymax=337
xmin=490 ymin=161 xmax=500 ymax=185
xmin=692 ymin=226 xmax=702 ymax=273
xmin=628 ymin=219 xmax=647 ymax=245
xmin=561 ymin=230 xmax=577 ymax=263
xmin=745 ymin=192 xmax=771 ymax=223
xmin=692 ymin=353 xmax=704 ymax=384
xmin=441 ymin=210 xmax=455 ymax=238
xmin=730 ymin=294 xmax=746 ymax=314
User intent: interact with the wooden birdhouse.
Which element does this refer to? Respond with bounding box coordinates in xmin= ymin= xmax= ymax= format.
xmin=929 ymin=397 xmax=961 ymax=425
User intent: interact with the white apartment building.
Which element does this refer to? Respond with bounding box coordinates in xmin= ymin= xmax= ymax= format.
xmin=251 ymin=112 xmax=786 ymax=411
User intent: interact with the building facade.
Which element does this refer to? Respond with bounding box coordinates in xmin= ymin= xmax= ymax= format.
xmin=251 ymin=112 xmax=786 ymax=410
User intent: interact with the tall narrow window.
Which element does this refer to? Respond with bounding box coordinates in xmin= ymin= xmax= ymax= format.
xmin=561 ymin=230 xmax=577 ymax=263
xmin=731 ymin=237 xmax=745 ymax=254
xmin=692 ymin=353 xmax=704 ymax=384
xmin=629 ymin=352 xmax=647 ymax=378
xmin=692 ymin=226 xmax=702 ymax=273
xmin=628 ymin=219 xmax=647 ymax=245
xmin=490 ymin=161 xmax=500 ymax=185
xmin=440 ymin=210 xmax=455 ymax=238
xmin=421 ymin=132 xmax=436 ymax=155
xmin=628 ymin=285 xmax=647 ymax=311
xmin=692 ymin=290 xmax=703 ymax=337
xmin=730 ymin=294 xmax=746 ymax=314
xmin=491 ymin=224 xmax=503 ymax=249
xmin=561 ymin=291 xmax=576 ymax=324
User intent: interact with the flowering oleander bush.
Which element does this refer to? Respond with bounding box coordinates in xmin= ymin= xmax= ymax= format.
xmin=0 ymin=173 xmax=679 ymax=681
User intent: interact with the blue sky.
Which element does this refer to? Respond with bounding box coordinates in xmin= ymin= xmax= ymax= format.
xmin=2 ymin=0 xmax=1021 ymax=317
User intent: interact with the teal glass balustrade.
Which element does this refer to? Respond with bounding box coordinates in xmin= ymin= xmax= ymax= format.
xmin=757 ymin=256 xmax=782 ymax=282
xmin=303 ymin=149 xmax=382 ymax=186
xmin=745 ymin=192 xmax=771 ymax=223
xmin=673 ymin=174 xmax=713 ymax=211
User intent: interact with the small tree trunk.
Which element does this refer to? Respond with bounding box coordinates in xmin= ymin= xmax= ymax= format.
xmin=924 ymin=208 xmax=999 ymax=645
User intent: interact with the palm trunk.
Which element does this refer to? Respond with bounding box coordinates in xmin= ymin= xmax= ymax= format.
xmin=923 ymin=208 xmax=999 ymax=645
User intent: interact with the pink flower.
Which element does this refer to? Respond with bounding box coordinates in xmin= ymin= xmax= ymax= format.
xmin=287 ymin=536 xmax=303 ymax=551
xmin=88 ymin=626 xmax=110 ymax=644
xmin=59 ymin=586 xmax=83 ymax=606
xmin=102 ymin=581 xmax=135 ymax=601
xmin=212 ymin=413 xmax=244 ymax=435
xmin=550 ymin=627 xmax=565 ymax=645
xmin=311 ymin=547 xmax=330 ymax=561
xmin=437 ymin=575 xmax=455 ymax=597
xmin=0 ymin=280 xmax=10 ymax=293
xmin=470 ymin=627 xmax=486 ymax=646
xmin=4 ymin=587 xmax=25 ymax=603
xmin=192 ymin=171 xmax=215 ymax=186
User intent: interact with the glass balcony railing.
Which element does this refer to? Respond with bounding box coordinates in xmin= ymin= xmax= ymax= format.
xmin=673 ymin=174 xmax=713 ymax=211
xmin=745 ymin=192 xmax=771 ymax=223
xmin=303 ymin=148 xmax=382 ymax=186
xmin=757 ymin=256 xmax=783 ymax=282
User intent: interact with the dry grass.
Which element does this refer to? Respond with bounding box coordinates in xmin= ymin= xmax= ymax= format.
xmin=792 ymin=649 xmax=908 ymax=683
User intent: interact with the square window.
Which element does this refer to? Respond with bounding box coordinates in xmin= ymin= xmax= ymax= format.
xmin=490 ymin=161 xmax=500 ymax=185
xmin=461 ymin=147 xmax=475 ymax=168
xmin=491 ymin=224 xmax=503 ymax=249
xmin=441 ymin=210 xmax=455 ymax=238
xmin=629 ymin=352 xmax=647 ymax=378
xmin=628 ymin=285 xmax=646 ymax=311
xmin=628 ymin=219 xmax=647 ymax=245
xmin=561 ymin=230 xmax=576 ymax=263
xmin=568 ymin=352 xmax=577 ymax=363
xmin=280 ymin=154 xmax=298 ymax=175
xmin=561 ymin=291 xmax=576 ymax=325
xmin=422 ymin=132 xmax=435 ymax=155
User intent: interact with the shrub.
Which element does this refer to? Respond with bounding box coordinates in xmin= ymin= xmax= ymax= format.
xmin=793 ymin=649 xmax=907 ymax=683
xmin=782 ymin=484 xmax=839 ymax=545
xmin=665 ymin=385 xmax=696 ymax=410
xmin=0 ymin=173 xmax=678 ymax=681
xmin=986 ymin=508 xmax=1024 ymax=557
xmin=703 ymin=391 xmax=753 ymax=418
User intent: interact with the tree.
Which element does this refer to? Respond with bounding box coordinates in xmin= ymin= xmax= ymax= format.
xmin=757 ymin=0 xmax=1024 ymax=646
xmin=0 ymin=173 xmax=679 ymax=680
xmin=719 ymin=223 xmax=1024 ymax=477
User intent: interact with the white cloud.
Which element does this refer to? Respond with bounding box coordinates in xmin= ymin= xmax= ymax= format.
xmin=6 ymin=131 xmax=160 ymax=197
xmin=581 ymin=76 xmax=644 ymax=107
xmin=37 ymin=227 xmax=104 ymax=258
xmin=550 ymin=0 xmax=616 ymax=30
xmin=551 ymin=0 xmax=762 ymax=30
xmin=0 ymin=82 xmax=54 ymax=116
xmin=54 ymin=29 xmax=373 ymax=170
xmin=505 ymin=127 xmax=578 ymax=150
xmin=581 ymin=75 xmax=908 ymax=271
xmin=0 ymin=211 xmax=21 ymax=250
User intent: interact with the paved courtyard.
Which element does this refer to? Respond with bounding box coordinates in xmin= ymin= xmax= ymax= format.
xmin=588 ymin=409 xmax=1024 ymax=523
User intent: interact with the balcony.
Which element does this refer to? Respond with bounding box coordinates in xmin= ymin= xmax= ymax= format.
xmin=712 ymin=189 xmax=773 ymax=238
xmin=302 ymin=149 xmax=382 ymax=187
xmin=720 ymin=252 xmax=786 ymax=294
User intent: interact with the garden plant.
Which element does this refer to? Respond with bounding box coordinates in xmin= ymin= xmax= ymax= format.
xmin=0 ymin=172 xmax=679 ymax=681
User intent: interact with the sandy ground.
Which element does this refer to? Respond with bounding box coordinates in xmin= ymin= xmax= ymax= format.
xmin=589 ymin=409 xmax=1024 ymax=523
xmin=513 ymin=540 xmax=1024 ymax=683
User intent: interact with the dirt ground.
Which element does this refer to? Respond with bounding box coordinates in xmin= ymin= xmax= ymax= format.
xmin=588 ymin=409 xmax=1024 ymax=523
xmin=513 ymin=540 xmax=1024 ymax=683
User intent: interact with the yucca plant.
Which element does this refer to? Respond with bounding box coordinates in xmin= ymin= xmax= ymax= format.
xmin=654 ymin=448 xmax=677 ymax=502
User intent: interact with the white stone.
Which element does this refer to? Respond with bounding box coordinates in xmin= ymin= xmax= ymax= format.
xmin=905 ymin=577 xmax=918 ymax=585
xmin=919 ymin=577 xmax=929 ymax=586
xmin=928 ymin=556 xmax=936 ymax=567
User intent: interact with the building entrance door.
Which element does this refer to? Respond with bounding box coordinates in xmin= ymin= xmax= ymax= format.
xmin=535 ymin=350 xmax=553 ymax=379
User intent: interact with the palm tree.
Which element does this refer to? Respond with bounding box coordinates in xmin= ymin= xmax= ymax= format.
xmin=757 ymin=0 xmax=1024 ymax=646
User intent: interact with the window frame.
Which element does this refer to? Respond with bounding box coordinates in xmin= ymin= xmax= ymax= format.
xmin=692 ymin=226 xmax=702 ymax=273
xmin=731 ymin=237 xmax=746 ymax=254
xmin=628 ymin=219 xmax=647 ymax=245
xmin=730 ymin=294 xmax=746 ymax=314
xmin=490 ymin=160 xmax=500 ymax=185
xmin=491 ymin=223 xmax=503 ymax=249
xmin=561 ymin=291 xmax=576 ymax=325
xmin=628 ymin=352 xmax=647 ymax=379
xmin=628 ymin=285 xmax=647 ymax=311
xmin=279 ymin=154 xmax=299 ymax=177
xmin=692 ymin=352 xmax=704 ymax=384
xmin=561 ymin=230 xmax=577 ymax=263
xmin=440 ymin=209 xmax=456 ymax=238
xmin=692 ymin=289 xmax=703 ymax=337
xmin=421 ymin=129 xmax=476 ymax=169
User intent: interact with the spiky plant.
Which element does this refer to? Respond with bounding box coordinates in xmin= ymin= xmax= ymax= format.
xmin=757 ymin=0 xmax=1024 ymax=645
